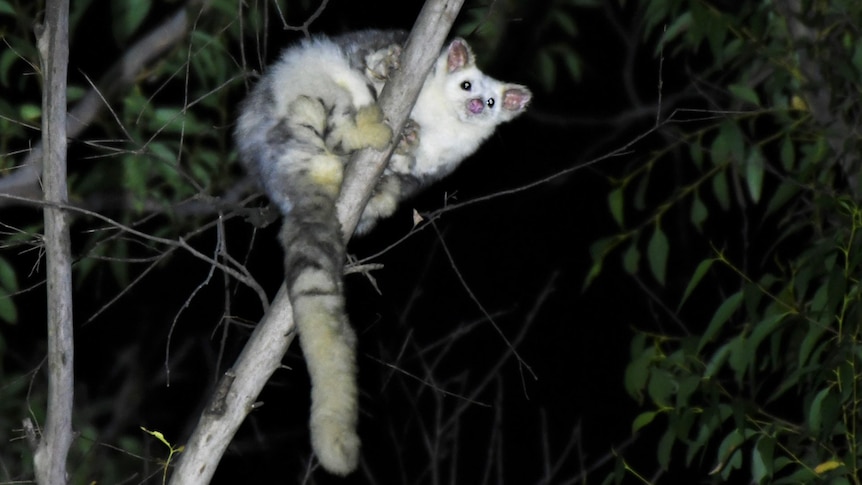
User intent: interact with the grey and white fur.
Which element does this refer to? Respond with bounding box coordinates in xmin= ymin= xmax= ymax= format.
xmin=234 ymin=29 xmax=531 ymax=475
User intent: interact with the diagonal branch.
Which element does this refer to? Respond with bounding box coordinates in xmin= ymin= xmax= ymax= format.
xmin=168 ymin=0 xmax=465 ymax=482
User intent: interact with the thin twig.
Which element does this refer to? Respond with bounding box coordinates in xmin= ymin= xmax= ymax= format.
xmin=430 ymin=221 xmax=536 ymax=381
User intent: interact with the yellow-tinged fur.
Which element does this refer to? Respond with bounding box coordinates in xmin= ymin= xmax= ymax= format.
xmin=332 ymin=104 xmax=392 ymax=153
xmin=292 ymin=294 xmax=359 ymax=475
xmin=307 ymin=155 xmax=344 ymax=197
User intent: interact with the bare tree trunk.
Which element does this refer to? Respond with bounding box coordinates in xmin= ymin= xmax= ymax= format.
xmin=33 ymin=0 xmax=75 ymax=483
xmin=168 ymin=0 xmax=464 ymax=482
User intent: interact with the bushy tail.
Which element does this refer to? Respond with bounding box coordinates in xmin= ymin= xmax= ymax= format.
xmin=281 ymin=194 xmax=360 ymax=476
xmin=267 ymin=97 xmax=390 ymax=475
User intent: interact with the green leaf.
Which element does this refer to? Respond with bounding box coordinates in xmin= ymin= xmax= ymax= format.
xmin=699 ymin=290 xmax=744 ymax=352
xmin=558 ymin=49 xmax=583 ymax=82
xmin=723 ymin=449 xmax=743 ymax=480
xmin=773 ymin=467 xmax=818 ymax=484
xmin=622 ymin=242 xmax=640 ymax=275
xmin=808 ymin=389 xmax=829 ymax=434
xmin=647 ymin=225 xmax=669 ymax=285
xmin=190 ymin=32 xmax=223 ymax=80
xmin=798 ymin=320 xmax=828 ymax=369
xmin=644 ymin=0 xmax=672 ymax=35
xmin=632 ymin=411 xmax=658 ymax=433
xmin=722 ymin=38 xmax=744 ymax=62
xmin=112 ymin=0 xmax=152 ymax=43
xmin=141 ymin=426 xmax=172 ymax=447
xmin=67 ymin=85 xmax=86 ymax=103
xmin=552 ymin=10 xmax=578 ymax=37
xmin=745 ymin=147 xmax=765 ymax=203
xmin=583 ymin=259 xmax=603 ymax=290
xmin=712 ymin=121 xmax=745 ymax=165
xmin=679 ymin=258 xmax=713 ymax=310
xmin=825 ymin=266 xmax=846 ymax=317
xmin=625 ymin=345 xmax=655 ymax=399
xmin=745 ymin=313 xmax=787 ymax=361
xmin=771 ymin=456 xmax=794 ymax=477
xmin=152 ymin=107 xmax=184 ymax=133
xmin=810 ymin=281 xmax=829 ymax=314
xmin=148 ymin=141 xmax=177 ymax=164
xmin=647 ymin=368 xmax=675 ymax=406
xmin=608 ymin=187 xmax=624 ymax=227
xmin=686 ymin=404 xmax=732 ymax=465
xmin=0 ymin=256 xmax=18 ymax=292
xmin=853 ymin=37 xmax=862 ymax=77
xmin=630 ymin=332 xmax=647 ymax=356
xmin=0 ymin=294 xmax=17 ymax=324
xmin=633 ymin=172 xmax=649 ymax=211
xmin=676 ymin=375 xmax=700 ymax=408
xmin=690 ymin=192 xmax=708 ymax=231
xmin=584 ymin=236 xmax=621 ymax=289
xmin=0 ymin=1 xmax=14 ymax=15
xmin=712 ymin=171 xmax=731 ymax=210
xmin=703 ymin=12 xmax=728 ymax=65
xmin=122 ymin=155 xmax=147 ymax=190
xmin=0 ymin=48 xmax=20 ymax=87
xmin=657 ymin=428 xmax=675 ymax=470
xmin=727 ymin=334 xmax=749 ymax=381
xmin=20 ymin=103 xmax=41 ymax=122
xmin=569 ymin=0 xmax=601 ymax=6
xmin=690 ymin=137 xmax=704 ymax=170
xmin=704 ymin=343 xmax=730 ymax=378
xmin=713 ymin=429 xmax=747 ymax=479
xmin=808 ymin=387 xmax=839 ymax=436
xmin=729 ymin=84 xmax=761 ymax=106
xmin=752 ymin=435 xmax=775 ymax=484
xmin=69 ymin=0 xmax=96 ymax=31
xmin=655 ymin=11 xmax=692 ymax=55
xmin=837 ymin=360 xmax=854 ymax=401
xmin=766 ymin=181 xmax=800 ymax=216
xmin=814 ymin=460 xmax=844 ymax=476
xmin=107 ymin=238 xmax=130 ymax=287
xmin=688 ymin=1 xmax=709 ymax=47
xmin=780 ymin=135 xmax=795 ymax=170
xmin=535 ymin=49 xmax=555 ymax=92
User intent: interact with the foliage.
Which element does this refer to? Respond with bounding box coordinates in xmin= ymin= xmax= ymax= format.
xmin=589 ymin=0 xmax=862 ymax=483
xmin=456 ymin=0 xmax=596 ymax=92
xmin=141 ymin=427 xmax=184 ymax=484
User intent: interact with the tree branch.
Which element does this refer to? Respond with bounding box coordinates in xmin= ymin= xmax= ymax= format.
xmin=168 ymin=0 xmax=464 ymax=482
xmin=32 ymin=0 xmax=74 ymax=483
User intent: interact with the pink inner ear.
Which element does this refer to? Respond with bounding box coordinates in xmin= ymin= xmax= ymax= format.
xmin=447 ymin=40 xmax=470 ymax=73
xmin=502 ymin=88 xmax=532 ymax=111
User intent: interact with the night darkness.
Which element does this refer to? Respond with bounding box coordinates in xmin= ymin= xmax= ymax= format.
xmin=0 ymin=0 xmax=747 ymax=483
